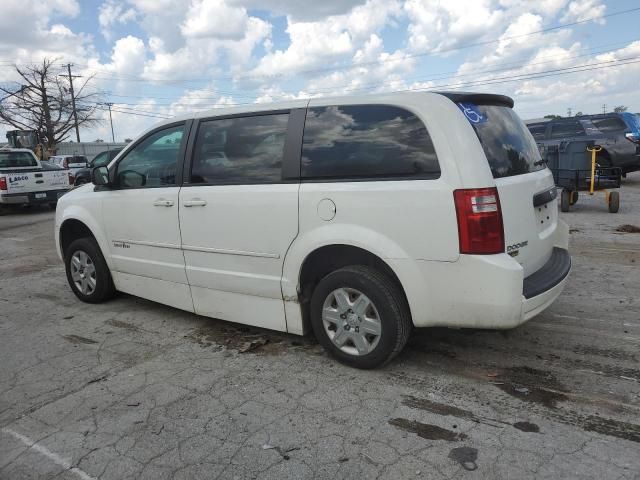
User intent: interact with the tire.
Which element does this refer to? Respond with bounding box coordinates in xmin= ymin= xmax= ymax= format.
xmin=65 ymin=237 xmax=115 ymax=303
xmin=309 ymin=265 xmax=412 ymax=369
xmin=608 ymin=191 xmax=620 ymax=213
xmin=560 ymin=190 xmax=571 ymax=212
xmin=569 ymin=191 xmax=578 ymax=206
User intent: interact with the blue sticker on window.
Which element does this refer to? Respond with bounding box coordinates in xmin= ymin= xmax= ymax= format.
xmin=457 ymin=103 xmax=487 ymax=124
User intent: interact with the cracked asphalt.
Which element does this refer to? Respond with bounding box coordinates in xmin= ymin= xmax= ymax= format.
xmin=1 ymin=175 xmax=640 ymax=479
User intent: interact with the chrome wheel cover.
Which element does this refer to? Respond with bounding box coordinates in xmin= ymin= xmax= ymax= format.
xmin=322 ymin=287 xmax=382 ymax=356
xmin=70 ymin=250 xmax=97 ymax=296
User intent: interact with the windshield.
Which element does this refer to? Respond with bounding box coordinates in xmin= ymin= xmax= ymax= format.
xmin=458 ymin=103 xmax=545 ymax=178
xmin=0 ymin=151 xmax=38 ymax=168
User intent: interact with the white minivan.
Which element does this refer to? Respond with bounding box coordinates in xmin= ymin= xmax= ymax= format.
xmin=55 ymin=92 xmax=570 ymax=368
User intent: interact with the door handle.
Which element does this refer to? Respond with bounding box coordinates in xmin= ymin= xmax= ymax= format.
xmin=183 ymin=199 xmax=207 ymax=207
xmin=153 ymin=199 xmax=174 ymax=207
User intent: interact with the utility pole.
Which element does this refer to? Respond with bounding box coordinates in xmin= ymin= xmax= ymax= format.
xmin=105 ymin=102 xmax=115 ymax=142
xmin=567 ymin=107 xmax=572 ymax=117
xmin=66 ymin=64 xmax=81 ymax=143
xmin=602 ymin=104 xmax=606 ymax=114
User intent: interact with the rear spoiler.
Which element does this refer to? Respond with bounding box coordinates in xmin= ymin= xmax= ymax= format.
xmin=436 ymin=91 xmax=514 ymax=109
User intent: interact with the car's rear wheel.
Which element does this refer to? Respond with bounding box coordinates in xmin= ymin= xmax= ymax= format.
xmin=569 ymin=191 xmax=579 ymax=206
xmin=310 ymin=265 xmax=411 ymax=369
xmin=608 ymin=191 xmax=620 ymax=213
xmin=65 ymin=237 xmax=115 ymax=303
xmin=560 ymin=189 xmax=571 ymax=212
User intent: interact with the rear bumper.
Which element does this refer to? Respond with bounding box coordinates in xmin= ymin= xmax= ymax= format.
xmin=392 ymin=221 xmax=571 ymax=329
xmin=0 ymin=189 xmax=68 ymax=205
xmin=522 ymin=247 xmax=571 ymax=321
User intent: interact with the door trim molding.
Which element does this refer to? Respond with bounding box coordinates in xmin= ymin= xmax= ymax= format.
xmin=112 ymin=239 xmax=280 ymax=258
xmin=112 ymin=239 xmax=181 ymax=250
xmin=182 ymin=244 xmax=280 ymax=259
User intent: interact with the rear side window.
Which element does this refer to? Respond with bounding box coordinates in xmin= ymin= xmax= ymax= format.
xmin=459 ymin=103 xmax=545 ymax=178
xmin=550 ymin=121 xmax=585 ymax=138
xmin=301 ymin=105 xmax=440 ymax=180
xmin=527 ymin=123 xmax=547 ymax=140
xmin=591 ymin=116 xmax=627 ymax=132
xmin=191 ymin=113 xmax=289 ymax=184
xmin=0 ymin=151 xmax=38 ymax=168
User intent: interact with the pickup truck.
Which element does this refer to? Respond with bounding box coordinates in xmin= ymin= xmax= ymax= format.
xmin=0 ymin=148 xmax=73 ymax=209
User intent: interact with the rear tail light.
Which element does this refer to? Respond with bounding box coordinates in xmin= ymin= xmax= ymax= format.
xmin=68 ymin=173 xmax=74 ymax=185
xmin=625 ymin=132 xmax=640 ymax=144
xmin=0 ymin=177 xmax=6 ymax=191
xmin=63 ymin=158 xmax=69 ymax=169
xmin=453 ymin=187 xmax=504 ymax=254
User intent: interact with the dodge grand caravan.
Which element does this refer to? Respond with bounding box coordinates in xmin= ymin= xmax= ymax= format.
xmin=55 ymin=92 xmax=571 ymax=369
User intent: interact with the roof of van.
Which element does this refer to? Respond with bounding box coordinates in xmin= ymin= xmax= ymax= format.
xmin=164 ymin=90 xmax=515 ymax=125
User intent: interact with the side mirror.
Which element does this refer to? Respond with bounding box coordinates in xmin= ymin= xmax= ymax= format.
xmin=92 ymin=166 xmax=110 ymax=186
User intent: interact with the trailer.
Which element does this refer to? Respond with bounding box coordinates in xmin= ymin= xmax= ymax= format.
xmin=540 ymin=140 xmax=622 ymax=213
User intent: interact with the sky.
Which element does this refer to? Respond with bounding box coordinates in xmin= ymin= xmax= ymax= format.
xmin=1 ymin=0 xmax=639 ymax=143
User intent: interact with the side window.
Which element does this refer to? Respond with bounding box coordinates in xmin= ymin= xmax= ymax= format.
xmin=190 ymin=113 xmax=288 ymax=184
xmin=591 ymin=116 xmax=627 ymax=132
xmin=301 ymin=105 xmax=440 ymax=179
xmin=115 ymin=124 xmax=185 ymax=188
xmin=527 ymin=123 xmax=547 ymax=140
xmin=550 ymin=121 xmax=584 ymax=138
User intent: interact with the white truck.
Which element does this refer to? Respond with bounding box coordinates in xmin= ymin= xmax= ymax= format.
xmin=0 ymin=148 xmax=73 ymax=210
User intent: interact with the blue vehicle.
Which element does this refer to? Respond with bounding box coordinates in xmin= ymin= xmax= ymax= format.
xmin=526 ymin=112 xmax=640 ymax=175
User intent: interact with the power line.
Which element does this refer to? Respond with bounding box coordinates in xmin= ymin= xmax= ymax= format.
xmin=93 ymin=40 xmax=640 ymax=106
xmin=96 ymin=54 xmax=640 ymax=110
xmin=94 ymin=105 xmax=171 ymax=120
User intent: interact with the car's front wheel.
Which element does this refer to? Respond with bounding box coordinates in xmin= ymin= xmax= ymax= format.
xmin=65 ymin=237 xmax=115 ymax=303
xmin=310 ymin=265 xmax=412 ymax=369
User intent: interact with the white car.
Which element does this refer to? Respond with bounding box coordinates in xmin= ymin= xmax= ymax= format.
xmin=49 ymin=154 xmax=89 ymax=177
xmin=55 ymin=92 xmax=570 ymax=368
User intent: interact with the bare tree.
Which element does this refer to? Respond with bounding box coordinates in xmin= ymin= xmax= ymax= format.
xmin=613 ymin=105 xmax=628 ymax=113
xmin=0 ymin=58 xmax=101 ymax=148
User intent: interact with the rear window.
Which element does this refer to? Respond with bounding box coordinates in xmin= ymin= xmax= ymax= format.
xmin=0 ymin=151 xmax=38 ymax=168
xmin=527 ymin=123 xmax=547 ymax=140
xmin=591 ymin=116 xmax=627 ymax=132
xmin=550 ymin=120 xmax=585 ymax=138
xmin=301 ymin=105 xmax=440 ymax=180
xmin=70 ymin=156 xmax=88 ymax=163
xmin=459 ymin=104 xmax=545 ymax=178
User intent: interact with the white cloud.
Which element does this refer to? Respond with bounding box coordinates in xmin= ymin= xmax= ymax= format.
xmin=181 ymin=0 xmax=249 ymax=40
xmin=250 ymin=0 xmax=401 ymax=78
xmin=404 ymin=0 xmax=505 ymax=53
xmin=561 ymin=0 xmax=606 ymax=23
xmin=99 ymin=0 xmax=137 ymax=40
xmin=0 ymin=0 xmax=88 ymax=75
